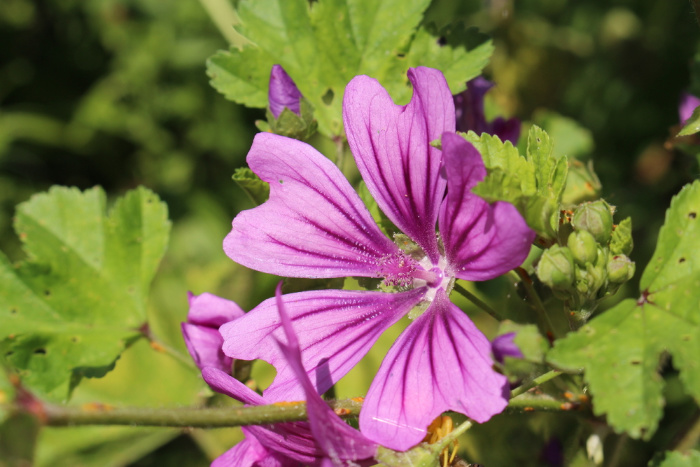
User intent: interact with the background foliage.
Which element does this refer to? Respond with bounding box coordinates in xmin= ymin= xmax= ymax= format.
xmin=1 ymin=0 xmax=699 ymax=465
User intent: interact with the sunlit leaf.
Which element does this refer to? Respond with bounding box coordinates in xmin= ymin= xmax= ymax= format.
xmin=548 ymin=181 xmax=700 ymax=439
xmin=0 ymin=187 xmax=170 ymax=401
xmin=207 ymin=0 xmax=492 ymax=137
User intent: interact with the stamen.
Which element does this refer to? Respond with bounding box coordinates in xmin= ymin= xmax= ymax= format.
xmin=376 ymin=252 xmax=416 ymax=288
xmin=424 ymin=414 xmax=459 ymax=467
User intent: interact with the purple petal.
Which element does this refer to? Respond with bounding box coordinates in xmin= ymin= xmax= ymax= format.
xmin=359 ymin=290 xmax=509 ymax=451
xmin=187 ymin=292 xmax=245 ymax=327
xmin=455 ymin=76 xmax=492 ymax=135
xmin=490 ymin=117 xmax=521 ymax=145
xmin=273 ymin=283 xmax=378 ymax=464
xmin=181 ymin=323 xmax=232 ymax=372
xmin=492 ymin=332 xmax=524 ymax=364
xmin=269 ymin=64 xmax=303 ymax=118
xmin=343 ymin=67 xmax=455 ymax=263
xmin=679 ymin=92 xmax=700 ymax=124
xmin=224 ymin=133 xmax=401 ymax=279
xmin=439 ymin=133 xmax=535 ymax=281
xmin=203 ymin=367 xmax=322 ymax=465
xmin=212 ymin=438 xmax=276 ymax=467
xmin=220 ymin=288 xmax=426 ymax=402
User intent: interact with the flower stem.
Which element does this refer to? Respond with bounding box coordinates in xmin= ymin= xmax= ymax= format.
xmin=453 ymin=283 xmax=501 ymax=321
xmin=43 ymin=399 xmax=363 ymax=428
xmin=509 ymin=369 xmax=563 ymax=399
xmin=511 ymin=268 xmax=557 ymax=339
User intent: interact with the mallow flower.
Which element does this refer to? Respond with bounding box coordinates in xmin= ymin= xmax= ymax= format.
xmin=679 ymin=92 xmax=700 ymax=125
xmin=186 ymin=284 xmax=378 ymax=466
xmin=454 ymin=76 xmax=521 ymax=144
xmin=221 ymin=67 xmax=535 ymax=450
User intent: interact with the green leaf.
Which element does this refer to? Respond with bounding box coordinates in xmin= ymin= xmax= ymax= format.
xmin=655 ymin=451 xmax=700 ymax=467
xmin=0 ymin=187 xmax=170 ymax=400
xmin=207 ymin=0 xmax=491 ymax=137
xmin=678 ymin=105 xmax=700 ymax=136
xmin=610 ymin=217 xmax=633 ymax=256
xmin=548 ymin=181 xmax=700 ymax=440
xmin=464 ymin=129 xmax=566 ymax=240
xmin=232 ymin=167 xmax=270 ymax=206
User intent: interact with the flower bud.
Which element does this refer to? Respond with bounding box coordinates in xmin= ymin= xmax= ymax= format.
xmin=572 ymin=200 xmax=614 ymax=244
xmin=268 ymin=64 xmax=302 ymax=118
xmin=607 ymin=255 xmax=635 ymax=284
xmin=562 ymin=159 xmax=602 ymax=206
xmin=537 ymin=245 xmax=575 ymax=291
xmin=567 ymin=230 xmax=597 ymax=266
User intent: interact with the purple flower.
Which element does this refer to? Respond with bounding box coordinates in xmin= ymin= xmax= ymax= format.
xmin=454 ymin=76 xmax=521 ymax=144
xmin=199 ymin=284 xmax=377 ymax=467
xmin=222 ymin=67 xmax=535 ymax=450
xmin=269 ymin=65 xmax=303 ymax=118
xmin=491 ymin=332 xmax=524 ymax=364
xmin=679 ymin=92 xmax=700 ymax=125
xmin=181 ymin=292 xmax=245 ymax=372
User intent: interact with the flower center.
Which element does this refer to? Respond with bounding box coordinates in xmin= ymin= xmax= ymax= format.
xmin=376 ymin=251 xmax=416 ymax=288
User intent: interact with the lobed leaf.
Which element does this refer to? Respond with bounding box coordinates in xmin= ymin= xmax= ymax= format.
xmin=548 ymin=181 xmax=700 ymax=439
xmin=0 ymin=187 xmax=170 ymax=401
xmin=207 ymin=0 xmax=491 ymax=137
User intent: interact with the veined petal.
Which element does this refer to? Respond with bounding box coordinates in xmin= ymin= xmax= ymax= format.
xmin=439 ymin=133 xmax=534 ymax=281
xmin=187 ymin=292 xmax=245 ymax=327
xmin=359 ymin=290 xmax=508 ymax=451
xmin=225 ymin=133 xmax=399 ymax=278
xmin=181 ymin=323 xmax=231 ymax=372
xmin=274 ymin=284 xmax=378 ymax=464
xmin=203 ymin=368 xmax=322 ymax=465
xmin=343 ymin=67 xmax=455 ymax=263
xmin=220 ymin=288 xmax=426 ymax=402
xmin=212 ymin=438 xmax=284 ymax=467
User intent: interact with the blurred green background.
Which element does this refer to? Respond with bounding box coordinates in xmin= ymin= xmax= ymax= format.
xmin=1 ymin=0 xmax=699 ymax=465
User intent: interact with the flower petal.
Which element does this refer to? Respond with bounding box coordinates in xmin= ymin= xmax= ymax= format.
xmin=187 ymin=292 xmax=245 ymax=327
xmin=202 ymin=367 xmax=266 ymax=405
xmin=181 ymin=323 xmax=231 ymax=372
xmin=492 ymin=332 xmax=524 ymax=364
xmin=212 ymin=438 xmax=287 ymax=467
xmin=439 ymin=132 xmax=535 ymax=281
xmin=273 ymin=283 xmax=378 ymax=464
xmin=224 ymin=133 xmax=399 ymax=278
xmin=220 ymin=288 xmax=426 ymax=402
xmin=343 ymin=67 xmax=455 ymax=262
xmin=359 ymin=290 xmax=509 ymax=451
xmin=269 ymin=64 xmax=303 ymax=118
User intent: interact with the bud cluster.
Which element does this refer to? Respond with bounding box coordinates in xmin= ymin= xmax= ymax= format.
xmin=536 ymin=200 xmax=634 ymax=321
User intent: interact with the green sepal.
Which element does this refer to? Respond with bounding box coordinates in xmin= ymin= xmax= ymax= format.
xmin=678 ymin=105 xmax=700 ymax=136
xmin=267 ymin=97 xmax=318 ymax=140
xmin=610 ymin=217 xmax=633 ymax=256
xmin=548 ymin=180 xmax=700 ymax=440
xmin=232 ymin=167 xmax=270 ymax=206
xmin=562 ymin=159 xmax=602 ymax=206
xmin=572 ymin=200 xmax=614 ymax=245
xmin=0 ymin=186 xmax=170 ymax=401
xmin=376 ymin=441 xmax=445 ymax=467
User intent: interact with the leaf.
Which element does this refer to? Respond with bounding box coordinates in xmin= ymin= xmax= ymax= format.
xmin=232 ymin=167 xmax=270 ymax=206
xmin=610 ymin=217 xmax=633 ymax=256
xmin=655 ymin=451 xmax=700 ymax=467
xmin=207 ymin=0 xmax=492 ymax=137
xmin=0 ymin=186 xmax=170 ymax=400
xmin=548 ymin=181 xmax=700 ymax=440
xmin=464 ymin=129 xmax=566 ymax=240
xmin=678 ymin=105 xmax=700 ymax=136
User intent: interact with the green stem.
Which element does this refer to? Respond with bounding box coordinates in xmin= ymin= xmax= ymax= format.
xmin=198 ymin=0 xmax=249 ymax=47
xmin=43 ymin=399 xmax=363 ymax=428
xmin=672 ymin=409 xmax=700 ymax=452
xmin=509 ymin=369 xmax=563 ymax=399
xmin=453 ymin=283 xmax=501 ymax=321
xmin=511 ymin=268 xmax=557 ymax=338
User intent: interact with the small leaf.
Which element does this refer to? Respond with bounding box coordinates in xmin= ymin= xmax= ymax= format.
xmin=0 ymin=187 xmax=170 ymax=400
xmin=610 ymin=217 xmax=633 ymax=256
xmin=678 ymin=105 xmax=700 ymax=136
xmin=548 ymin=181 xmax=700 ymax=440
xmin=655 ymin=450 xmax=700 ymax=467
xmin=232 ymin=167 xmax=270 ymax=206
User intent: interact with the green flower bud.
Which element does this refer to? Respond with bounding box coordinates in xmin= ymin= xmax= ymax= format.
xmin=562 ymin=159 xmax=602 ymax=206
xmin=572 ymin=200 xmax=614 ymax=244
xmin=567 ymin=230 xmax=598 ymax=266
xmin=537 ymin=245 xmax=576 ymax=291
xmin=607 ymin=255 xmax=635 ymax=283
xmin=574 ymin=247 xmax=608 ymax=298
